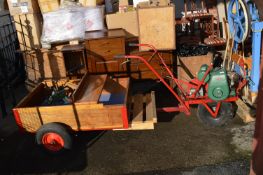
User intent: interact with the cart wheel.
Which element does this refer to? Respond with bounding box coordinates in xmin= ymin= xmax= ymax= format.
xmin=197 ymin=102 xmax=234 ymax=127
xmin=36 ymin=123 xmax=72 ymax=153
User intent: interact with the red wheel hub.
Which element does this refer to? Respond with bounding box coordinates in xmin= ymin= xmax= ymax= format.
xmin=42 ymin=133 xmax=65 ymax=152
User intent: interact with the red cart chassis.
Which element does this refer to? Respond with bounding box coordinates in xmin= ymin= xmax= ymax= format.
xmin=115 ymin=43 xmax=248 ymax=118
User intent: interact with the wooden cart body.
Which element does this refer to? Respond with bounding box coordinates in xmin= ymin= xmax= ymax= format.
xmin=13 ymin=74 xmax=157 ymax=133
xmin=13 ymin=74 xmax=129 ymax=132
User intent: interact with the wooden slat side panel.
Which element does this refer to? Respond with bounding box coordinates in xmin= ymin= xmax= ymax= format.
xmin=132 ymin=94 xmax=144 ymax=123
xmin=39 ymin=106 xmax=78 ymax=130
xmin=151 ymin=91 xmax=158 ymax=123
xmin=145 ymin=93 xmax=154 ymax=122
xmin=75 ymin=104 xmax=124 ymax=130
xmin=16 ymin=83 xmax=46 ymax=108
xmin=17 ymin=108 xmax=42 ymax=132
xmin=72 ymin=73 xmax=89 ymax=101
xmin=74 ymin=74 xmax=107 ymax=104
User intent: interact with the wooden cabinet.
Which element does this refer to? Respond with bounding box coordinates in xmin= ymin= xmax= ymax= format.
xmin=129 ymin=50 xmax=174 ymax=79
xmin=85 ymin=29 xmax=126 ymax=74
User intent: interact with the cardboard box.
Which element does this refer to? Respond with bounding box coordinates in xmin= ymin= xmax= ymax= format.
xmin=106 ymin=11 xmax=139 ymax=37
xmin=137 ymin=5 xmax=176 ymax=51
xmin=119 ymin=0 xmax=129 ymax=6
xmin=78 ymin=0 xmax=104 ymax=7
xmin=38 ymin=0 xmax=60 ymax=13
xmin=7 ymin=0 xmax=40 ymax=15
xmin=13 ymin=13 xmax=43 ymax=51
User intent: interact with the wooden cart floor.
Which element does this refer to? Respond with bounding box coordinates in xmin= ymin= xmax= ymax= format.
xmin=115 ymin=91 xmax=157 ymax=131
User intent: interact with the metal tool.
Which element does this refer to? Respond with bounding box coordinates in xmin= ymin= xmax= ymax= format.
xmin=115 ymin=43 xmax=248 ymax=127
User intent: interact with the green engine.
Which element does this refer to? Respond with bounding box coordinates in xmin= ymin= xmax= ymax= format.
xmin=198 ymin=65 xmax=230 ymax=101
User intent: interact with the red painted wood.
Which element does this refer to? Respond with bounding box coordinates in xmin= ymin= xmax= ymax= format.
xmin=12 ymin=109 xmax=24 ymax=132
xmin=121 ymin=106 xmax=129 ymax=129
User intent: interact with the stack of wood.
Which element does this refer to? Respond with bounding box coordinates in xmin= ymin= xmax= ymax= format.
xmin=6 ymin=0 xmax=104 ymax=86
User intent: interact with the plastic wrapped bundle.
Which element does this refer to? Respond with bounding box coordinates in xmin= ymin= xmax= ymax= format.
xmin=84 ymin=6 xmax=105 ymax=32
xmin=41 ymin=8 xmax=85 ymax=47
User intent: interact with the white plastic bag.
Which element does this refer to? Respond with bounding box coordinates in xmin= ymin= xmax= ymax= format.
xmin=41 ymin=8 xmax=85 ymax=45
xmin=83 ymin=6 xmax=105 ymax=32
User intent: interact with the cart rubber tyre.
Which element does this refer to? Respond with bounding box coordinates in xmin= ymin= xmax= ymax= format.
xmin=36 ymin=123 xmax=72 ymax=153
xmin=197 ymin=102 xmax=234 ymax=127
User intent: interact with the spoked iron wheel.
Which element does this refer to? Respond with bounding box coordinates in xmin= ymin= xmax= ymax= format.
xmin=228 ymin=0 xmax=251 ymax=43
xmin=36 ymin=123 xmax=72 ymax=154
xmin=197 ymin=102 xmax=234 ymax=127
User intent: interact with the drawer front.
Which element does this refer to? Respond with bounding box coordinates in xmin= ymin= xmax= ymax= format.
xmin=86 ymin=38 xmax=125 ymax=58
xmin=86 ymin=38 xmax=126 ymax=73
xmin=129 ymin=51 xmax=173 ymax=74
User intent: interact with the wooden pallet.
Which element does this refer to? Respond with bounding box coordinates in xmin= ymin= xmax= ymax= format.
xmin=115 ymin=92 xmax=157 ymax=131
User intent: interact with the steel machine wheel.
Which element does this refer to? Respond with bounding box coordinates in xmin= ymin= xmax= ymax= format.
xmin=197 ymin=102 xmax=235 ymax=127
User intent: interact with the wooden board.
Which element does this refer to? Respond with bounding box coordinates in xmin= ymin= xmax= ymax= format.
xmin=106 ymin=11 xmax=139 ymax=37
xmin=73 ymin=74 xmax=107 ymax=104
xmin=137 ymin=5 xmax=176 ymax=51
xmin=236 ymin=99 xmax=256 ymax=123
xmin=177 ymin=53 xmax=212 ymax=90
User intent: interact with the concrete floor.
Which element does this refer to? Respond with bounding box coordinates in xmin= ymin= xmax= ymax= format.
xmin=0 ymin=81 xmax=252 ymax=174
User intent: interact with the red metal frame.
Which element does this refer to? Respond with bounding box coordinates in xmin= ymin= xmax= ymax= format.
xmin=119 ymin=44 xmax=248 ymax=118
xmin=12 ymin=109 xmax=24 ymax=132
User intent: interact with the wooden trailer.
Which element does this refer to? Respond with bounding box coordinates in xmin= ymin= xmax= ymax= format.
xmin=12 ymin=74 xmax=157 ymax=152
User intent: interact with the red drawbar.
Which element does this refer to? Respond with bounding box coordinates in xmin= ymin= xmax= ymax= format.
xmin=12 ymin=109 xmax=24 ymax=132
xmin=121 ymin=106 xmax=129 ymax=129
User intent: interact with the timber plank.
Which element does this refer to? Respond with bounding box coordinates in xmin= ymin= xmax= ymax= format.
xmin=236 ymin=99 xmax=256 ymax=123
xmin=145 ymin=93 xmax=154 ymax=122
xmin=74 ymin=74 xmax=107 ymax=104
xmin=132 ymin=94 xmax=144 ymax=124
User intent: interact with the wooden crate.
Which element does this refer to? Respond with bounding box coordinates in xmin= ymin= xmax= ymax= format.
xmin=177 ymin=53 xmax=212 ymax=90
xmin=13 ymin=13 xmax=43 ymax=51
xmin=127 ymin=92 xmax=157 ymax=130
xmin=23 ymin=46 xmax=67 ymax=83
xmin=23 ymin=50 xmax=43 ymax=83
xmin=13 ymin=74 xmax=130 ymax=132
xmin=137 ymin=5 xmax=176 ymax=51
